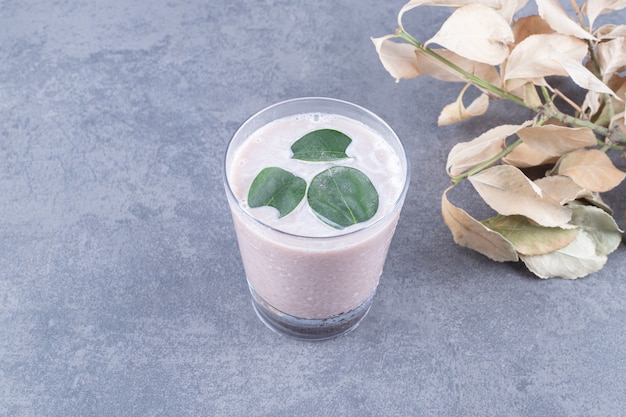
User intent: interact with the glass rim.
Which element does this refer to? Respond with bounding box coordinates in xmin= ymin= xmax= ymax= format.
xmin=222 ymin=96 xmax=411 ymax=241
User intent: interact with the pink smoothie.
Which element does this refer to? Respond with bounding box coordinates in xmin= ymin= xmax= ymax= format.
xmin=225 ymin=111 xmax=408 ymax=319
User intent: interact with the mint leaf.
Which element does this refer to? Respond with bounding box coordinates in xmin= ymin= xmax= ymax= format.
xmin=247 ymin=167 xmax=306 ymax=218
xmin=291 ymin=129 xmax=352 ymax=161
xmin=307 ymin=166 xmax=379 ymax=229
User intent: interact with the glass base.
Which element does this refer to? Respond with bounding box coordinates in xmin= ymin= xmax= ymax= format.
xmin=249 ymin=288 xmax=375 ymax=341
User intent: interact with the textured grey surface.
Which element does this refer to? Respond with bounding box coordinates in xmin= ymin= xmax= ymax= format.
xmin=2 ymin=1 xmax=626 ymax=416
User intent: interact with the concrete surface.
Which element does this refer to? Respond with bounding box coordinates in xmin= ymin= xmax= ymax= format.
xmin=2 ymin=1 xmax=626 ymax=416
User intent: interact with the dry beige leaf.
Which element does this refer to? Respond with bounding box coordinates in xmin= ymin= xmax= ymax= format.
xmin=512 ymin=15 xmax=555 ymax=45
xmin=595 ymin=24 xmax=626 ymax=39
xmin=581 ymin=90 xmax=604 ymax=118
xmin=535 ymin=175 xmax=614 ymax=213
xmin=446 ymin=122 xmax=530 ymax=176
xmin=521 ymin=82 xmax=543 ymax=108
xmin=597 ymin=37 xmax=626 ymax=82
xmin=398 ymin=0 xmax=472 ymax=28
xmin=536 ymin=0 xmax=595 ymax=40
xmin=468 ymin=165 xmax=572 ymax=226
xmin=554 ymin=149 xmax=626 ymax=192
xmin=559 ymin=57 xmax=617 ymax=96
xmin=498 ymin=0 xmax=531 ymax=22
xmin=506 ymin=77 xmax=550 ymax=97
xmin=612 ymin=111 xmax=626 ymax=133
xmin=414 ymin=48 xmax=502 ymax=89
xmin=584 ymin=0 xmax=626 ymax=29
xmin=534 ymin=175 xmax=589 ymax=204
xmin=425 ymin=4 xmax=514 ymax=65
xmin=582 ymin=77 xmax=626 ymax=124
xmin=504 ymin=34 xmax=587 ymax=81
xmin=398 ymin=0 xmax=528 ymax=28
xmin=371 ymin=35 xmax=421 ymax=82
xmin=441 ymin=186 xmax=519 ymax=262
xmin=517 ymin=125 xmax=598 ymax=156
xmin=502 ymin=142 xmax=559 ymax=167
xmin=438 ymin=86 xmax=490 ymax=126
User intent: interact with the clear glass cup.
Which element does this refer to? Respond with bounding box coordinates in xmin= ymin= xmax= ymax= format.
xmin=223 ymin=97 xmax=410 ymax=340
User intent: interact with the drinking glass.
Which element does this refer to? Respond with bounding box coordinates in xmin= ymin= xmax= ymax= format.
xmin=223 ymin=97 xmax=410 ymax=340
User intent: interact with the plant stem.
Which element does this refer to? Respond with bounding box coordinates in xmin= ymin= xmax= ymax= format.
xmin=569 ymin=0 xmax=586 ymax=28
xmin=395 ymin=28 xmax=626 ymax=180
xmin=451 ymin=139 xmax=523 ymax=184
xmin=396 ymin=29 xmax=530 ymax=109
xmin=538 ymin=85 xmax=624 ymax=144
xmin=540 ymin=105 xmax=620 ymax=143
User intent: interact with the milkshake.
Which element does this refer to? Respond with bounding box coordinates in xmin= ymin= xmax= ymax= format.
xmin=223 ymin=97 xmax=410 ymax=339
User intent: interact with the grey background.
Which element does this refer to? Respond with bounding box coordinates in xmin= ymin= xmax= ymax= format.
xmin=2 ymin=1 xmax=626 ymax=416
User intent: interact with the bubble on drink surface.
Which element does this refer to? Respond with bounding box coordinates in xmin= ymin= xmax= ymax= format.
xmin=374 ymin=149 xmax=388 ymax=165
xmin=299 ymin=112 xmax=334 ymax=123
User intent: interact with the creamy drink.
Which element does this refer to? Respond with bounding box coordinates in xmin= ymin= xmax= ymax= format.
xmin=224 ymin=98 xmax=410 ymax=339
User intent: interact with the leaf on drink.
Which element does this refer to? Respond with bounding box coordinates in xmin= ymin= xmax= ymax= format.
xmin=502 ymin=143 xmax=558 ymax=168
xmin=425 ymin=4 xmax=514 ymax=65
xmin=247 ymin=167 xmax=306 ymax=218
xmin=447 ymin=122 xmax=530 ymax=176
xmin=468 ymin=165 xmax=572 ymax=227
xmin=307 ymin=166 xmax=379 ymax=229
xmin=291 ymin=129 xmax=352 ymax=161
xmin=520 ymin=231 xmax=607 ymax=279
xmin=517 ymin=125 xmax=597 ymax=157
xmin=552 ymin=149 xmax=626 ymax=192
xmin=371 ymin=35 xmax=421 ymax=81
xmin=536 ymin=0 xmax=595 ymax=40
xmin=438 ymin=86 xmax=489 ymax=126
xmin=482 ymin=215 xmax=578 ymax=256
xmin=504 ymin=34 xmax=587 ymax=82
xmin=441 ymin=186 xmax=519 ymax=262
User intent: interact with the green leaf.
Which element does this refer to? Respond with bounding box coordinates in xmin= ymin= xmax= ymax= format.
xmin=307 ymin=166 xmax=379 ymax=229
xmin=518 ymin=205 xmax=623 ymax=279
xmin=291 ymin=129 xmax=352 ymax=161
xmin=520 ymin=231 xmax=607 ymax=279
xmin=247 ymin=167 xmax=306 ymax=218
xmin=568 ymin=204 xmax=623 ymax=256
xmin=481 ymin=215 xmax=578 ymax=256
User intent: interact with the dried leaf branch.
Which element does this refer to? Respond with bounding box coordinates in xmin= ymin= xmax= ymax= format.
xmin=373 ymin=0 xmax=626 ymax=279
